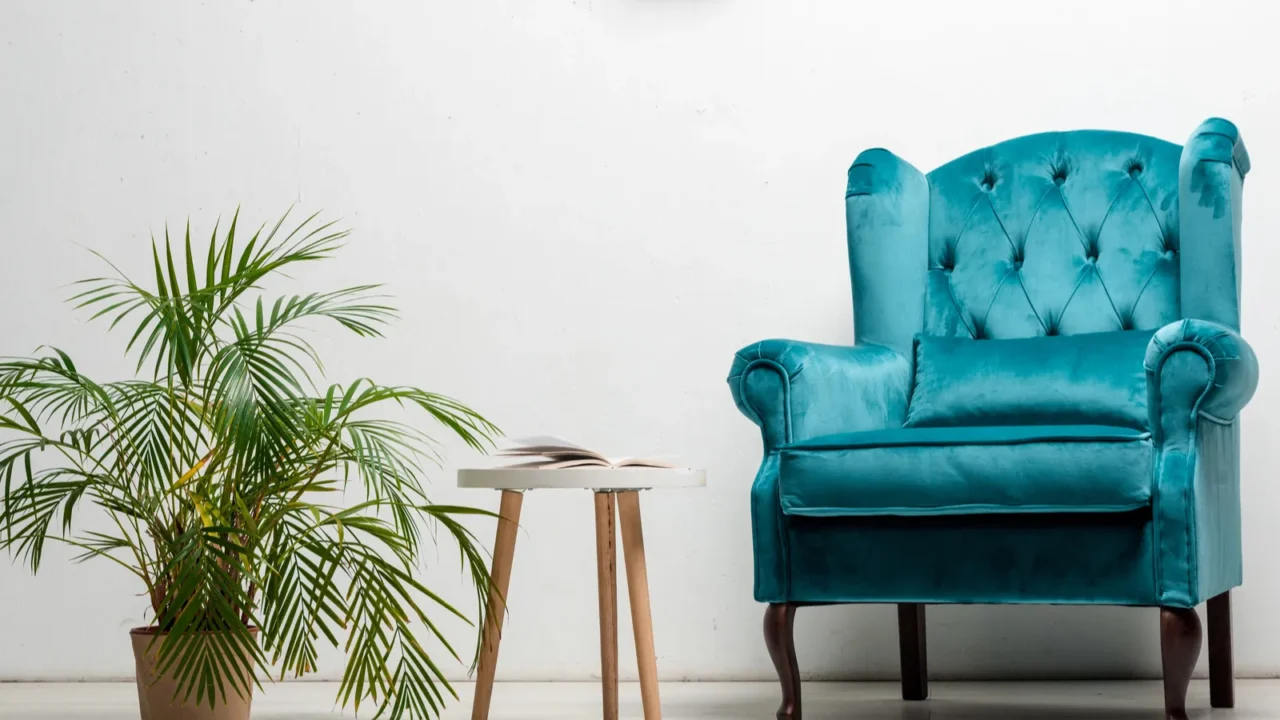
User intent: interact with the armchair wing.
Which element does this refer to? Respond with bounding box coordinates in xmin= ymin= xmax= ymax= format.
xmin=1146 ymin=117 xmax=1256 ymax=608
xmin=1179 ymin=118 xmax=1250 ymax=330
xmin=726 ymin=143 xmax=924 ymax=453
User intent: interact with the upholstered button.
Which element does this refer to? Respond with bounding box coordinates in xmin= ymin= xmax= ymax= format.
xmin=1046 ymin=326 xmax=1058 ymax=336
xmin=980 ymin=170 xmax=996 ymax=191
xmin=1013 ymin=259 xmax=1023 ymax=270
xmin=1128 ymin=161 xmax=1144 ymax=177
xmin=1052 ymin=170 xmax=1067 ymax=186
xmin=1120 ymin=317 xmax=1134 ymax=330
xmin=1164 ymin=249 xmax=1176 ymax=260
xmin=1085 ymin=253 xmax=1097 ymax=264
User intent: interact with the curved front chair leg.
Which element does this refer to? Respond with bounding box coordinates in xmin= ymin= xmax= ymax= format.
xmin=764 ymin=603 xmax=801 ymax=720
xmin=1160 ymin=606 xmax=1203 ymax=720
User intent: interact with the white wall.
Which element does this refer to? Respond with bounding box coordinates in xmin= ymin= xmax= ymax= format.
xmin=2 ymin=0 xmax=1280 ymax=684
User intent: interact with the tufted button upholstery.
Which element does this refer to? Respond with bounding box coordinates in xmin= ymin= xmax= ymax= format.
xmin=979 ymin=170 xmax=997 ymax=192
xmin=925 ymin=131 xmax=1181 ymax=339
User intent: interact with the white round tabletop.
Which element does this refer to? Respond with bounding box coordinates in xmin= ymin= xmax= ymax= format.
xmin=457 ymin=467 xmax=706 ymax=491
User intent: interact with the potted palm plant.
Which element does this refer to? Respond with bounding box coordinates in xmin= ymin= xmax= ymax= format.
xmin=0 ymin=210 xmax=498 ymax=720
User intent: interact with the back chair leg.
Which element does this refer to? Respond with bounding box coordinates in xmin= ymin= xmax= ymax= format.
xmin=764 ymin=603 xmax=801 ymax=720
xmin=897 ymin=603 xmax=929 ymax=700
xmin=1208 ymin=591 xmax=1235 ymax=708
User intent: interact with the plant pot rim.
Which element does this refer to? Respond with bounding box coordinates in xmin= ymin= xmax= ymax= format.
xmin=130 ymin=626 xmax=260 ymax=636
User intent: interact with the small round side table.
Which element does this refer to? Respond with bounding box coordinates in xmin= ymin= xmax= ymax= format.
xmin=458 ymin=467 xmax=706 ymax=720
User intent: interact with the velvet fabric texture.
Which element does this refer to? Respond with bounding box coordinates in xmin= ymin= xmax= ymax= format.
xmin=925 ymin=131 xmax=1182 ymax=339
xmin=729 ymin=119 xmax=1256 ymax=609
xmin=728 ymin=339 xmax=911 ymax=452
xmin=907 ymin=331 xmax=1152 ymax=429
xmin=1144 ymin=318 xmax=1257 ymax=605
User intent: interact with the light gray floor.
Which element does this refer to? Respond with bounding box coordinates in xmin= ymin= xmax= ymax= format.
xmin=0 ymin=680 xmax=1269 ymax=719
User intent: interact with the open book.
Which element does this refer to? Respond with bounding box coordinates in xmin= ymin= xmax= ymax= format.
xmin=498 ymin=436 xmax=677 ymax=470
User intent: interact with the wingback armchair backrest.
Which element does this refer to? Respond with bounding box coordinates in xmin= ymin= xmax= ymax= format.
xmin=845 ymin=119 xmax=1248 ymax=356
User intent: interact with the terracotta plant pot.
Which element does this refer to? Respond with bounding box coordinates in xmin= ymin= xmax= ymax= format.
xmin=130 ymin=627 xmax=259 ymax=720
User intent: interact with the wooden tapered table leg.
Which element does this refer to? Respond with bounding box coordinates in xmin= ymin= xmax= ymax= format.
xmin=618 ymin=490 xmax=662 ymax=720
xmin=457 ymin=468 xmax=704 ymax=719
xmin=471 ymin=490 xmax=524 ymax=720
xmin=594 ymin=492 xmax=620 ymax=720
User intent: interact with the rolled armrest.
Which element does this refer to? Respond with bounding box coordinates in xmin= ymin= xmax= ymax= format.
xmin=1146 ymin=317 xmax=1256 ymax=606
xmin=728 ymin=339 xmax=911 ymax=451
xmin=1144 ymin=319 xmax=1258 ymax=436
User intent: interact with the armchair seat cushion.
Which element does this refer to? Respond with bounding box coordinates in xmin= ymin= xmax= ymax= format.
xmin=779 ymin=425 xmax=1152 ymax=517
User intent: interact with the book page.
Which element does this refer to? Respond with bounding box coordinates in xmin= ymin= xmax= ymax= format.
xmin=499 ymin=436 xmax=610 ymax=464
xmin=498 ymin=437 xmax=678 ymax=470
xmin=609 ymin=457 xmax=678 ymax=469
xmin=503 ymin=457 xmax=610 ymax=469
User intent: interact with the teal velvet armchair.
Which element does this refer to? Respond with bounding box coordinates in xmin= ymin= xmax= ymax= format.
xmin=728 ymin=119 xmax=1257 ymax=720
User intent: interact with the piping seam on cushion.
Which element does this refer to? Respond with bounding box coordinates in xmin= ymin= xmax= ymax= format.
xmin=783 ymin=432 xmax=1150 ymax=452
xmin=781 ymin=502 xmax=1151 ymax=517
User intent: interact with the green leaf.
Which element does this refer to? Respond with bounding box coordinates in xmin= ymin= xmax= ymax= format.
xmin=6 ymin=398 xmax=41 ymax=434
xmin=151 ymin=239 xmax=169 ymax=300
xmin=184 ymin=220 xmax=199 ymax=297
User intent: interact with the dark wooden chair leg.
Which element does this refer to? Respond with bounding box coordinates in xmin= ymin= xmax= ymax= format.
xmin=764 ymin=603 xmax=801 ymax=720
xmin=1208 ymin=591 xmax=1235 ymax=708
xmin=897 ymin=603 xmax=928 ymax=701
xmin=1160 ymin=606 xmax=1203 ymax=720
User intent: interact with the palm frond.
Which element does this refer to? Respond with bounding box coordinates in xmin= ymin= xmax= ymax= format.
xmin=0 ymin=210 xmax=499 ymax=717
